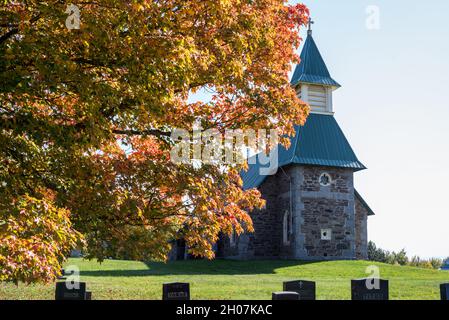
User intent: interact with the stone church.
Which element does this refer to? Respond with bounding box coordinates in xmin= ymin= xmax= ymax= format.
xmin=216 ymin=28 xmax=375 ymax=261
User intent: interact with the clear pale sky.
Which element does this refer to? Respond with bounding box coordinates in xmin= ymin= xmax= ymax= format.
xmin=292 ymin=0 xmax=449 ymax=258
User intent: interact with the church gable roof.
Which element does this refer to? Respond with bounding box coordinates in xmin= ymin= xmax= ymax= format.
xmin=355 ymin=189 xmax=375 ymax=216
xmin=241 ymin=114 xmax=366 ymax=190
xmin=290 ymin=35 xmax=340 ymax=87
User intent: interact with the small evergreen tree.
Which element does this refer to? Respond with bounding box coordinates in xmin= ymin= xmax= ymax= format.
xmin=394 ymin=249 xmax=409 ymax=266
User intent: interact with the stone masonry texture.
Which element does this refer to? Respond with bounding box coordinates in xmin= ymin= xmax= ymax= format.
xmin=220 ymin=164 xmax=369 ymax=260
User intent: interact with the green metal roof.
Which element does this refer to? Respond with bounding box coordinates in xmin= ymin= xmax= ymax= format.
xmin=241 ymin=114 xmax=366 ymax=190
xmin=291 ymin=34 xmax=340 ymax=87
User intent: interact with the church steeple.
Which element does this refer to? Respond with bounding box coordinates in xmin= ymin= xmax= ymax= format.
xmin=291 ymin=23 xmax=340 ymax=114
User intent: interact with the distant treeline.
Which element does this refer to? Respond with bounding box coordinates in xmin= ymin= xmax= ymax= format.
xmin=368 ymin=241 xmax=447 ymax=270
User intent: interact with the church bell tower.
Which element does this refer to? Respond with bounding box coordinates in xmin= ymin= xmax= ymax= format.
xmin=291 ymin=19 xmax=340 ymax=115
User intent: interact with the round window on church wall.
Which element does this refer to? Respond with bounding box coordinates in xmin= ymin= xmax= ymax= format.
xmin=319 ymin=172 xmax=332 ymax=187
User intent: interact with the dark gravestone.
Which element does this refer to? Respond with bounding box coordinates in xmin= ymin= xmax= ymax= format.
xmin=55 ymin=281 xmax=87 ymax=300
xmin=272 ymin=292 xmax=300 ymax=300
xmin=441 ymin=283 xmax=449 ymax=301
xmin=283 ymin=280 xmax=316 ymax=300
xmin=85 ymin=291 xmax=92 ymax=300
xmin=163 ymin=282 xmax=190 ymax=300
xmin=351 ymin=279 xmax=389 ymax=300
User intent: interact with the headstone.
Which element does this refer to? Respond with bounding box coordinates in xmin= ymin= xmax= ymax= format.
xmin=272 ymin=292 xmax=300 ymax=300
xmin=162 ymin=282 xmax=190 ymax=300
xmin=85 ymin=291 xmax=92 ymax=300
xmin=441 ymin=283 xmax=449 ymax=301
xmin=55 ymin=281 xmax=87 ymax=300
xmin=283 ymin=280 xmax=316 ymax=300
xmin=351 ymin=279 xmax=389 ymax=300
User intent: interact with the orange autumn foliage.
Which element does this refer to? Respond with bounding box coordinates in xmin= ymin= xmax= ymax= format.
xmin=0 ymin=1 xmax=309 ymax=283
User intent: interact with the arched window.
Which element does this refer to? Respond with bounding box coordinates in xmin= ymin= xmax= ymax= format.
xmin=229 ymin=229 xmax=237 ymax=247
xmin=283 ymin=210 xmax=292 ymax=246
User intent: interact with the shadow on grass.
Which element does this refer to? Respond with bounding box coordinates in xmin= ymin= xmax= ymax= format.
xmin=79 ymin=259 xmax=322 ymax=277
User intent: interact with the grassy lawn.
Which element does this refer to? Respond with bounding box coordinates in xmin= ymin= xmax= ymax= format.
xmin=1 ymin=258 xmax=448 ymax=300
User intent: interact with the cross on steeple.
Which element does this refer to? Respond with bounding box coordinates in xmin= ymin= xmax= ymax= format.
xmin=308 ymin=17 xmax=314 ymax=36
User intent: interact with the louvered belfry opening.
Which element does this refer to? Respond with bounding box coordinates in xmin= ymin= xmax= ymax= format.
xmin=308 ymin=85 xmax=327 ymax=112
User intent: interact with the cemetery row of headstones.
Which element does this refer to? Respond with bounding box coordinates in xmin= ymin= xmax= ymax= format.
xmin=272 ymin=279 xmax=390 ymax=301
xmin=55 ymin=277 xmax=449 ymax=301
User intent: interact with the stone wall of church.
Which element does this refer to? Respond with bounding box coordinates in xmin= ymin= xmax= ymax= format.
xmin=221 ymin=167 xmax=294 ymax=259
xmin=355 ymin=197 xmax=369 ymax=259
xmin=222 ymin=165 xmax=358 ymax=260
xmin=296 ymin=166 xmax=356 ymax=260
xmin=300 ymin=198 xmax=352 ymax=258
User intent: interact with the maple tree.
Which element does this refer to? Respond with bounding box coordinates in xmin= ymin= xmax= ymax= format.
xmin=0 ymin=0 xmax=309 ymax=283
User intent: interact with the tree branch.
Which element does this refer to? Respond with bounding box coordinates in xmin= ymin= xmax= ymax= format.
xmin=112 ymin=129 xmax=171 ymax=138
xmin=0 ymin=27 xmax=18 ymax=45
xmin=0 ymin=14 xmax=41 ymax=46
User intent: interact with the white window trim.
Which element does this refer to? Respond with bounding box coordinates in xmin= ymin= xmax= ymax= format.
xmin=319 ymin=172 xmax=332 ymax=187
xmin=229 ymin=230 xmax=237 ymax=248
xmin=321 ymin=228 xmax=332 ymax=241
xmin=283 ymin=210 xmax=292 ymax=246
